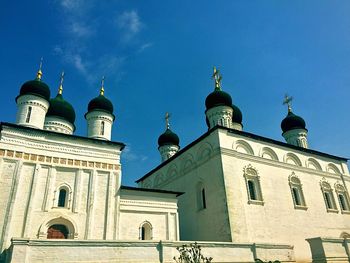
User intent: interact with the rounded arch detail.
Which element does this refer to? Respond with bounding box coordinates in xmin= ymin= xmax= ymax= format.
xmin=235 ymin=140 xmax=254 ymax=155
xmin=260 ymin=147 xmax=279 ymax=161
xmin=284 ymin=153 xmax=302 ymax=167
xmin=196 ymin=142 xmax=213 ymax=161
xmin=327 ymin=163 xmax=341 ymax=174
xmin=307 ymin=158 xmax=322 ymax=171
xmin=38 ymin=215 xmax=77 ymax=239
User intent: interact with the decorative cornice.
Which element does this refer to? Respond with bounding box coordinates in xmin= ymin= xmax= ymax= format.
xmin=0 ymin=149 xmax=120 ymax=171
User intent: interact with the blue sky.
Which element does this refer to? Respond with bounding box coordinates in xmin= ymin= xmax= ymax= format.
xmin=0 ymin=0 xmax=349 ymax=186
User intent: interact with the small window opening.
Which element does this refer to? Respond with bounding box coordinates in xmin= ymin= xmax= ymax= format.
xmin=292 ymin=187 xmax=301 ymax=206
xmin=100 ymin=121 xmax=105 ymax=135
xmin=26 ymin=106 xmax=32 ymax=123
xmin=339 ymin=194 xmax=348 ymax=211
xmin=248 ymin=180 xmax=257 ymax=200
xmin=324 ymin=192 xmax=333 ymax=209
xmin=201 ymin=188 xmax=207 ymax=209
xmin=58 ymin=189 xmax=67 ymax=207
xmin=140 ymin=222 xmax=152 ymax=240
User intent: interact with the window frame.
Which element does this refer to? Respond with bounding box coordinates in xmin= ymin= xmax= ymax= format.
xmin=320 ymin=180 xmax=338 ymax=213
xmin=335 ymin=183 xmax=350 ymax=214
xmin=243 ymin=164 xmax=264 ymax=205
xmin=289 ymin=173 xmax=307 ymax=210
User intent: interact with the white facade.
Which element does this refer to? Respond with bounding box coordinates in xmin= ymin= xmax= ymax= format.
xmin=0 ymin=123 xmax=180 ymax=263
xmin=86 ymin=110 xmax=114 ymax=141
xmin=44 ymin=116 xmax=75 ymax=134
xmin=16 ymin=95 xmax=49 ymax=129
xmin=138 ymin=127 xmax=350 ymax=262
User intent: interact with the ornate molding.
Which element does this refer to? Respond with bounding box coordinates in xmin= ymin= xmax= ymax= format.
xmin=0 ymin=149 xmax=120 ymax=171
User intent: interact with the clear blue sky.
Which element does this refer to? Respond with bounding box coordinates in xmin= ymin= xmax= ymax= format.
xmin=0 ymin=0 xmax=349 ymax=186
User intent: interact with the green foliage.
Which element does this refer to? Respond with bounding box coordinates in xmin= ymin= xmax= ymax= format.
xmin=255 ymin=259 xmax=281 ymax=263
xmin=173 ymin=242 xmax=213 ymax=263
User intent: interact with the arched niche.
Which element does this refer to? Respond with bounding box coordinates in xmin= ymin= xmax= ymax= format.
xmin=327 ymin=163 xmax=341 ymax=174
xmin=139 ymin=221 xmax=153 ymax=240
xmin=38 ymin=216 xmax=77 ymax=239
xmin=154 ymin=173 xmax=165 ymax=186
xmin=284 ymin=153 xmax=302 ymax=167
xmin=196 ymin=142 xmax=213 ymax=161
xmin=260 ymin=147 xmax=279 ymax=161
xmin=182 ymin=154 xmax=194 ymax=173
xmin=235 ymin=140 xmax=254 ymax=155
xmin=307 ymin=158 xmax=322 ymax=171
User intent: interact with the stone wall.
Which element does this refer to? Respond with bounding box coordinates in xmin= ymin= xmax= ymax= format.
xmin=5 ymin=239 xmax=295 ymax=263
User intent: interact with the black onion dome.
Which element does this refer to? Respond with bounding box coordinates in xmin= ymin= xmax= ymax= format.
xmin=281 ymin=111 xmax=306 ymax=133
xmin=17 ymin=79 xmax=51 ymax=102
xmin=87 ymin=95 xmax=114 ymax=115
xmin=158 ymin=128 xmax=180 ymax=147
xmin=47 ymin=94 xmax=76 ymax=124
xmin=232 ymin=104 xmax=243 ymax=124
xmin=205 ymin=89 xmax=232 ymax=110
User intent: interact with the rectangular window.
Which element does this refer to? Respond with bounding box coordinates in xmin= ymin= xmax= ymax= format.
xmin=26 ymin=106 xmax=32 ymax=123
xmin=201 ymin=189 xmax=206 ymax=209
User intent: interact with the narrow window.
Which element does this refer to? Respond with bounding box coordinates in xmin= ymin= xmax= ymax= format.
xmin=324 ymin=192 xmax=332 ymax=209
xmin=201 ymin=188 xmax=207 ymax=209
xmin=141 ymin=226 xmax=145 ymax=240
xmin=243 ymin=165 xmax=263 ymax=204
xmin=58 ymin=189 xmax=67 ymax=207
xmin=100 ymin=121 xmax=105 ymax=135
xmin=339 ymin=194 xmax=348 ymax=211
xmin=140 ymin=222 xmax=152 ymax=240
xmin=292 ymin=187 xmax=301 ymax=206
xmin=248 ymin=180 xmax=257 ymax=200
xmin=26 ymin=106 xmax=32 ymax=123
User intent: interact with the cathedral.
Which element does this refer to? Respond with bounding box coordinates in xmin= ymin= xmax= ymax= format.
xmin=0 ymin=64 xmax=349 ymax=263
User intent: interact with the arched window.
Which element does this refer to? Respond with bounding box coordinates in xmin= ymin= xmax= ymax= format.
xmin=335 ymin=183 xmax=350 ymax=213
xmin=196 ymin=182 xmax=207 ymax=210
xmin=243 ymin=164 xmax=263 ymax=205
xmin=47 ymin=224 xmax=68 ymax=239
xmin=100 ymin=121 xmax=105 ymax=135
xmin=289 ymin=173 xmax=307 ymax=209
xmin=140 ymin=222 xmax=152 ymax=240
xmin=58 ymin=188 xmax=67 ymax=207
xmin=26 ymin=106 xmax=32 ymax=123
xmin=320 ymin=181 xmax=337 ymax=212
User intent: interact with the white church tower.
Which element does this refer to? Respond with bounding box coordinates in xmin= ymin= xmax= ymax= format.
xmin=205 ymin=67 xmax=243 ymax=130
xmin=85 ymin=77 xmax=115 ymax=140
xmin=15 ymin=59 xmax=50 ymax=129
xmin=281 ymin=95 xmax=309 ymax=148
xmin=158 ymin=113 xmax=180 ymax=162
xmin=44 ymin=72 xmax=76 ymax=134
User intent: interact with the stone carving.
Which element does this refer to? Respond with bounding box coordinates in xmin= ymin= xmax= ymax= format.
xmin=173 ymin=242 xmax=212 ymax=263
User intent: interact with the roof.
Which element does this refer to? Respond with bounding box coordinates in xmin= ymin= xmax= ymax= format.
xmin=0 ymin=122 xmax=125 ymax=150
xmin=136 ymin=125 xmax=348 ymax=183
xmin=120 ymin=185 xmax=184 ymax=197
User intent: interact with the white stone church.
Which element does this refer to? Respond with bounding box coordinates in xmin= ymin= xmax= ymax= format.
xmin=0 ymin=65 xmax=349 ymax=263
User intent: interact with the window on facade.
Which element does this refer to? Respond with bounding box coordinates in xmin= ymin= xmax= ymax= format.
xmin=243 ymin=164 xmax=263 ymax=204
xmin=289 ymin=174 xmax=306 ymax=209
xmin=247 ymin=180 xmax=257 ymax=200
xmin=140 ymin=222 xmax=152 ymax=240
xmin=100 ymin=121 xmax=105 ymax=135
xmin=58 ymin=188 xmax=67 ymax=207
xmin=26 ymin=106 xmax=32 ymax=123
xmin=335 ymin=184 xmax=350 ymax=212
xmin=201 ymin=188 xmax=207 ymax=209
xmin=321 ymin=181 xmax=337 ymax=212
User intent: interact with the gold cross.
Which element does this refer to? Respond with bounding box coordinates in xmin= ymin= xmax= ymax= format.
xmin=283 ymin=94 xmax=293 ymax=112
xmin=37 ymin=57 xmax=43 ymax=80
xmin=58 ymin=71 xmax=64 ymax=95
xmin=165 ymin=112 xmax=171 ymax=129
xmin=212 ymin=66 xmax=222 ymax=90
xmin=100 ymin=76 xmax=105 ymax=96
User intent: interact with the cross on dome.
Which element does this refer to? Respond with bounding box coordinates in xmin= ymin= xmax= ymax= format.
xmin=283 ymin=94 xmax=293 ymax=113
